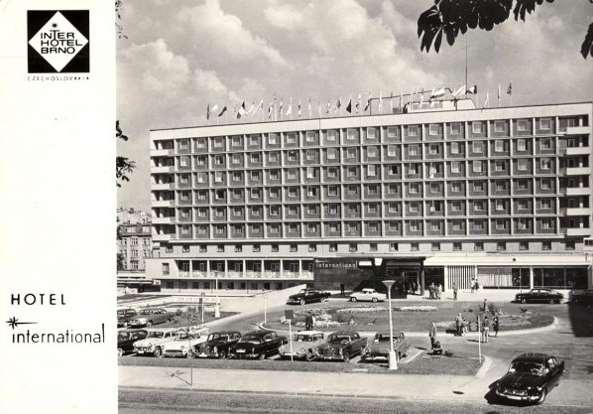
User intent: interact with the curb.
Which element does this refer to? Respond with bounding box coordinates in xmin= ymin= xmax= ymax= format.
xmin=474 ymin=356 xmax=492 ymax=379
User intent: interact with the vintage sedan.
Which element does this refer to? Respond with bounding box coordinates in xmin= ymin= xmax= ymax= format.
xmin=128 ymin=308 xmax=173 ymax=328
xmin=491 ymin=353 xmax=564 ymax=404
xmin=162 ymin=329 xmax=208 ymax=358
xmin=515 ymin=289 xmax=563 ymax=304
xmin=286 ymin=289 xmax=331 ymax=305
xmin=117 ymin=329 xmax=147 ymax=357
xmin=361 ymin=332 xmax=410 ymax=362
xmin=230 ymin=330 xmax=286 ymax=360
xmin=117 ymin=308 xmax=138 ymax=328
xmin=315 ymin=331 xmax=367 ymax=362
xmin=195 ymin=331 xmax=242 ymax=359
xmin=349 ymin=288 xmax=387 ymax=303
xmin=132 ymin=328 xmax=181 ymax=357
xmin=278 ymin=330 xmax=325 ymax=361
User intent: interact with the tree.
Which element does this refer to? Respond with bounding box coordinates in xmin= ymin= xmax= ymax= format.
xmin=116 ymin=120 xmax=136 ymax=187
xmin=417 ymin=0 xmax=593 ymax=59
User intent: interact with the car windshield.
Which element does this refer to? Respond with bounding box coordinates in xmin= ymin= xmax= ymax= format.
xmin=147 ymin=332 xmax=164 ymax=338
xmin=118 ymin=332 xmax=130 ymax=341
xmin=329 ymin=334 xmax=351 ymax=342
xmin=208 ymin=333 xmax=228 ymax=341
xmin=241 ymin=335 xmax=261 ymax=344
xmin=510 ymin=361 xmax=546 ymax=376
xmin=296 ymin=334 xmax=319 ymax=342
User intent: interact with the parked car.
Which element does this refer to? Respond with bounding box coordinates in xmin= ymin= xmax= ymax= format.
xmin=361 ymin=332 xmax=410 ymax=362
xmin=349 ymin=288 xmax=387 ymax=303
xmin=117 ymin=329 xmax=147 ymax=357
xmin=491 ymin=353 xmax=564 ymax=404
xmin=117 ymin=308 xmax=138 ymax=328
xmin=162 ymin=329 xmax=209 ymax=358
xmin=230 ymin=330 xmax=286 ymax=360
xmin=569 ymin=289 xmax=593 ymax=305
xmin=286 ymin=289 xmax=331 ymax=305
xmin=315 ymin=331 xmax=367 ymax=362
xmin=514 ymin=289 xmax=563 ymax=304
xmin=278 ymin=330 xmax=325 ymax=361
xmin=132 ymin=328 xmax=181 ymax=357
xmin=194 ymin=331 xmax=242 ymax=359
xmin=128 ymin=308 xmax=173 ymax=328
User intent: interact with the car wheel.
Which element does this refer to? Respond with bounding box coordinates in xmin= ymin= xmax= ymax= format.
xmin=521 ymin=298 xmax=527 ymax=304
xmin=300 ymin=299 xmax=306 ymax=306
xmin=537 ymin=388 xmax=547 ymax=404
xmin=350 ymin=297 xmax=357 ymax=302
xmin=372 ymin=297 xmax=378 ymax=303
xmin=186 ymin=350 xmax=194 ymax=359
xmin=118 ymin=348 xmax=124 ymax=358
xmin=549 ymin=299 xmax=555 ymax=304
xmin=220 ymin=350 xmax=227 ymax=359
xmin=342 ymin=351 xmax=350 ymax=362
xmin=259 ymin=352 xmax=266 ymax=360
xmin=154 ymin=347 xmax=162 ymax=358
xmin=555 ymin=299 xmax=561 ymax=304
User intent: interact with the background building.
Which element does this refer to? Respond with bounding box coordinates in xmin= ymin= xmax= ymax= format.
xmin=117 ymin=207 xmax=153 ymax=272
xmin=146 ymin=99 xmax=592 ymax=293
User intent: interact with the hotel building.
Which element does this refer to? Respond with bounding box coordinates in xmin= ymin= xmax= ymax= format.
xmin=146 ymin=99 xmax=593 ymax=294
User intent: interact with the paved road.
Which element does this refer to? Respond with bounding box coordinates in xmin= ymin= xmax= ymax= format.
xmin=119 ymin=388 xmax=593 ymax=414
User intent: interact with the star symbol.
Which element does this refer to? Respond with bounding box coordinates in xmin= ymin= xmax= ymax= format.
xmin=5 ymin=316 xmax=37 ymax=330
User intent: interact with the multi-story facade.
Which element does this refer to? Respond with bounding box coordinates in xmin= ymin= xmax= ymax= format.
xmin=117 ymin=208 xmax=153 ymax=272
xmin=147 ymin=100 xmax=593 ymax=293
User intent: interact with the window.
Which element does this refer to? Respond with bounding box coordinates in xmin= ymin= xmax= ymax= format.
xmin=370 ymin=243 xmax=378 ymax=252
xmin=495 ymin=200 xmax=505 ymax=211
xmin=409 ymin=183 xmax=419 ymax=195
xmin=327 ymin=149 xmax=337 ymax=160
xmin=329 ymin=243 xmax=338 ymax=252
xmin=287 ymin=151 xmax=298 ymax=162
xmin=217 ymin=244 xmax=224 ymax=253
xmin=269 ymin=133 xmax=279 ymax=145
xmin=566 ymin=240 xmax=575 ymax=251
xmin=450 ymin=123 xmax=461 ymax=135
xmin=450 ymin=142 xmax=460 ymax=154
xmin=409 ymin=145 xmax=419 ymax=156
xmin=472 ymin=122 xmax=482 ymax=134
xmin=429 ymin=144 xmax=439 ymax=155
xmin=474 ymin=242 xmax=484 ymax=251
xmin=451 ymin=182 xmax=461 ymax=193
xmin=542 ymin=241 xmax=552 ymax=251
xmin=214 ymin=189 xmax=226 ymax=200
xmin=386 ymin=126 xmax=398 ymax=138
xmin=430 ymin=183 xmax=440 ymax=193
xmin=497 ymin=242 xmax=506 ymax=251
xmin=367 ymin=146 xmax=378 ymax=158
xmin=494 ymin=121 xmax=506 ymax=133
xmin=214 ymin=171 xmax=224 ymax=183
xmin=411 ymin=242 xmax=419 ymax=251
xmin=409 ymin=203 xmax=419 ymax=213
xmin=199 ymin=245 xmax=207 ymax=253
xmin=472 ymin=160 xmax=482 ymax=173
xmin=541 ymin=179 xmax=551 ymax=190
xmin=271 ymin=244 xmax=279 ymax=252
xmin=453 ymin=242 xmax=462 ymax=251
xmin=541 ymin=199 xmax=552 ymax=209
xmin=326 ymin=130 xmax=338 ymax=143
xmin=517 ymin=119 xmax=529 ymax=132
xmin=410 ymin=221 xmax=420 ymax=232
xmin=305 ymin=150 xmax=315 ymax=161
xmin=268 ymin=152 xmax=279 ymax=163
xmin=540 ymin=158 xmax=552 ymax=170
xmin=519 ymin=241 xmax=528 ymax=251
xmin=289 ymin=244 xmax=297 ymax=252
xmin=328 ymin=186 xmax=338 ymax=197
xmin=431 ymin=242 xmax=440 ymax=251
xmin=214 ymin=154 xmax=224 ymax=166
xmin=539 ymin=118 xmax=552 ymax=130
xmin=250 ymin=188 xmax=261 ymax=199
xmin=347 ymin=166 xmax=358 ymax=178
xmin=541 ymin=138 xmax=552 ymax=150
xmin=495 ymin=140 xmax=504 ymax=152
xmin=429 ymin=124 xmax=440 ymax=135
xmin=408 ymin=164 xmax=418 ymax=175
xmin=472 ymin=141 xmax=483 ymax=153
xmin=387 ymin=145 xmax=397 ymax=157
xmin=250 ymin=153 xmax=261 ymax=163
xmin=162 ymin=263 xmax=170 ymax=275
xmin=346 ymin=147 xmax=357 ymax=160
xmin=451 ymin=161 xmax=461 ymax=173
xmin=306 ymin=131 xmax=316 ymax=143
xmin=517 ymin=139 xmax=527 ymax=151
xmin=182 ymin=244 xmax=190 ymax=253
xmin=516 ymin=179 xmax=528 ymax=191
xmin=518 ymin=159 xmax=529 ymax=171
xmin=495 ymin=181 xmax=506 ymax=192
xmin=408 ymin=125 xmax=419 ymax=137
xmin=231 ymin=172 xmax=242 ymax=183
xmin=308 ymin=244 xmax=317 ymax=252
xmin=495 ymin=160 xmax=506 ymax=172
xmin=234 ymin=245 xmax=242 ymax=253
xmin=249 ymin=134 xmax=260 ymax=146
xmin=389 ymin=165 xmax=399 ymax=175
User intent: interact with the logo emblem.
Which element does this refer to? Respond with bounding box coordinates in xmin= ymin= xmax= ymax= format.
xmin=27 ymin=10 xmax=89 ymax=73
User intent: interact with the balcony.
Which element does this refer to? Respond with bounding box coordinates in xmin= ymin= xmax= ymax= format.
xmin=152 ymin=234 xmax=172 ymax=242
xmin=564 ymin=126 xmax=590 ymax=135
xmin=564 ymin=187 xmax=591 ymax=196
xmin=150 ymin=149 xmax=174 ymax=157
xmin=566 ymin=167 xmax=591 ymax=176
xmin=566 ymin=228 xmax=592 ymax=237
xmin=152 ymin=217 xmax=175 ymax=225
xmin=191 ymin=271 xmax=208 ymax=278
xmin=152 ymin=200 xmax=175 ymax=208
xmin=152 ymin=183 xmax=175 ymax=190
xmin=561 ymin=207 xmax=592 ymax=216
xmin=151 ymin=166 xmax=175 ymax=174
xmin=564 ymin=146 xmax=591 ymax=156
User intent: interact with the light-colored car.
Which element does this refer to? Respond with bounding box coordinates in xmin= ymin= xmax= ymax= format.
xmin=278 ymin=330 xmax=326 ymax=361
xmin=163 ymin=329 xmax=209 ymax=358
xmin=132 ymin=328 xmax=181 ymax=357
xmin=349 ymin=288 xmax=387 ymax=303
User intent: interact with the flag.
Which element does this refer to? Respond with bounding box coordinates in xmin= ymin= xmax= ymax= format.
xmin=267 ymin=104 xmax=273 ymax=119
xmin=363 ymin=92 xmax=371 ymax=112
xmin=206 ymin=104 xmax=211 ymax=120
xmin=326 ymin=101 xmax=331 ymax=114
xmin=317 ymin=102 xmax=322 ymax=117
xmin=467 ymin=85 xmax=478 ymax=94
xmin=452 ymin=84 xmax=466 ymax=97
xmin=355 ymin=94 xmax=362 ymax=112
xmin=378 ymin=90 xmax=383 ymax=112
xmin=211 ymin=104 xmax=219 ymax=114
xmin=285 ymin=99 xmax=292 ymax=116
xmin=507 ymin=82 xmax=512 ymax=95
xmin=346 ymin=98 xmax=352 ymax=113
xmin=218 ymin=106 xmax=227 ymax=117
xmin=308 ymin=99 xmax=312 ymax=118
xmin=297 ymin=101 xmax=302 ymax=117
xmin=483 ymin=92 xmax=489 ymax=108
xmin=257 ymin=99 xmax=264 ymax=112
xmin=430 ymin=87 xmax=446 ymax=99
xmin=236 ymin=101 xmax=247 ymax=119
xmin=247 ymin=101 xmax=256 ymax=115
xmin=497 ymin=84 xmax=502 ymax=107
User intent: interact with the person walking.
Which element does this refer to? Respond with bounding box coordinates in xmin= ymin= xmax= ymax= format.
xmin=481 ymin=314 xmax=490 ymax=343
xmin=470 ymin=277 xmax=475 ymax=293
xmin=492 ymin=315 xmax=500 ymax=337
xmin=436 ymin=283 xmax=442 ymax=300
xmin=455 ymin=313 xmax=463 ymax=336
xmin=482 ymin=298 xmax=488 ymax=312
xmin=453 ymin=283 xmax=458 ymax=301
xmin=305 ymin=312 xmax=313 ymax=330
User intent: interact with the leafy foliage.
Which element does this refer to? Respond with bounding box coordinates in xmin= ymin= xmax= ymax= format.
xmin=115 ymin=0 xmax=127 ymax=39
xmin=116 ymin=120 xmax=135 ymax=187
xmin=417 ymin=0 xmax=592 ymax=59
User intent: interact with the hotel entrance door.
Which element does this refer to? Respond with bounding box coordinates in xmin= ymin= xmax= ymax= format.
xmin=403 ymin=271 xmax=420 ymax=295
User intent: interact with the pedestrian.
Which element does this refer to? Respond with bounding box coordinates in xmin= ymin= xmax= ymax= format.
xmin=455 ymin=313 xmax=463 ymax=336
xmin=436 ymin=283 xmax=442 ymax=300
xmin=481 ymin=315 xmax=490 ymax=343
xmin=453 ymin=283 xmax=458 ymax=301
xmin=305 ymin=312 xmax=313 ymax=330
xmin=470 ymin=278 xmax=475 ymax=294
xmin=340 ymin=284 xmax=345 ymax=296
xmin=482 ymin=298 xmax=488 ymax=312
xmin=429 ymin=282 xmax=435 ymax=299
xmin=493 ymin=315 xmax=499 ymax=337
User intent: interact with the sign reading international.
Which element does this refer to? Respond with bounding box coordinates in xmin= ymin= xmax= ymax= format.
xmin=27 ymin=10 xmax=89 ymax=73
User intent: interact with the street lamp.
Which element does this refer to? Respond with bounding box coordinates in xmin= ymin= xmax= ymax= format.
xmin=382 ymin=279 xmax=398 ymax=370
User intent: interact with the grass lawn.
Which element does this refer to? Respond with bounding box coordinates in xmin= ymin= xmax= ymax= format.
xmin=232 ymin=301 xmax=557 ymax=335
xmin=158 ymin=311 xmax=237 ymax=329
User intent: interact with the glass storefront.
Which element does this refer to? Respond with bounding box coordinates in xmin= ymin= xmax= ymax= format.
xmin=534 ymin=268 xmax=588 ymax=289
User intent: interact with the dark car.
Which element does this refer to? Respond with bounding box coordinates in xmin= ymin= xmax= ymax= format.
xmin=491 ymin=353 xmax=564 ymax=404
xmin=117 ymin=308 xmax=138 ymax=328
xmin=230 ymin=330 xmax=286 ymax=360
xmin=515 ymin=289 xmax=563 ymax=304
xmin=361 ymin=332 xmax=410 ymax=362
xmin=569 ymin=289 xmax=593 ymax=305
xmin=195 ymin=331 xmax=242 ymax=359
xmin=117 ymin=329 xmax=147 ymax=357
xmin=128 ymin=308 xmax=173 ymax=328
xmin=315 ymin=331 xmax=367 ymax=362
xmin=287 ymin=289 xmax=331 ymax=305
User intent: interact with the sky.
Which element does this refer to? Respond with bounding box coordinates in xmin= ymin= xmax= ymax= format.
xmin=117 ymin=0 xmax=593 ymax=210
